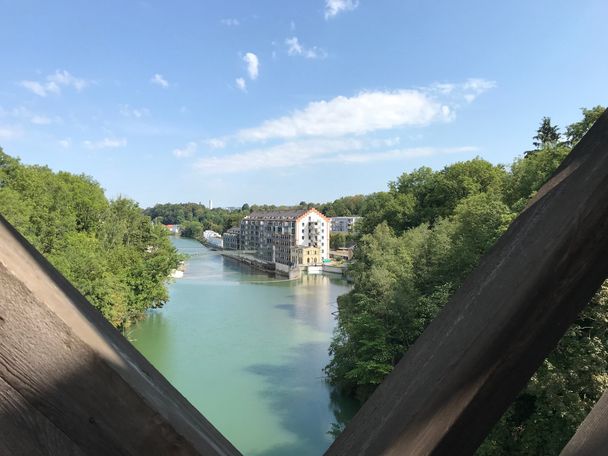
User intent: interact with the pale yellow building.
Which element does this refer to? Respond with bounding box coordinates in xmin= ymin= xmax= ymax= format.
xmin=291 ymin=246 xmax=321 ymax=266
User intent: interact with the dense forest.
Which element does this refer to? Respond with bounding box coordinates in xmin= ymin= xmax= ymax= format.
xmin=324 ymin=106 xmax=607 ymax=454
xmin=0 ymin=150 xmax=181 ymax=331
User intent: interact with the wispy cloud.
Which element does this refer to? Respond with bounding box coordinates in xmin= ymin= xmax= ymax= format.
xmin=243 ymin=53 xmax=259 ymax=80
xmin=429 ymin=78 xmax=496 ymax=103
xmin=462 ymin=78 xmax=497 ymax=102
xmin=221 ymin=18 xmax=240 ymax=26
xmin=197 ymin=78 xmax=494 ymax=174
xmin=83 ymin=137 xmax=127 ymax=149
xmin=120 ymin=104 xmax=150 ymax=118
xmin=0 ymin=125 xmax=23 ymax=140
xmin=204 ymin=138 xmax=226 ymax=149
xmin=195 ymin=137 xmax=475 ymax=174
xmin=235 ymin=77 xmax=247 ymax=92
xmin=236 ymin=89 xmax=451 ymax=142
xmin=325 ymin=0 xmax=359 ymax=19
xmin=285 ymin=37 xmax=327 ymax=59
xmin=20 ymin=70 xmax=89 ymax=97
xmin=150 ymin=73 xmax=169 ymax=88
xmin=172 ymin=141 xmax=197 ymax=158
xmin=5 ymin=106 xmax=60 ymax=125
xmin=58 ymin=138 xmax=72 ymax=148
xmin=30 ymin=115 xmax=53 ymax=125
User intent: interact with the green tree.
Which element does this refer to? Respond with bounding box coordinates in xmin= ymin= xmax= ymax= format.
xmin=0 ymin=149 xmax=181 ymax=331
xmin=532 ymin=116 xmax=561 ymax=149
xmin=565 ymin=105 xmax=605 ymax=146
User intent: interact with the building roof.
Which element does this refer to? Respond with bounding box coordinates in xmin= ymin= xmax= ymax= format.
xmin=245 ymin=209 xmax=309 ymax=220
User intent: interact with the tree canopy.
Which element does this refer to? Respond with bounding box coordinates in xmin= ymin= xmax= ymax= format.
xmin=325 ymin=107 xmax=608 ymax=454
xmin=0 ymin=149 xmax=181 ymax=330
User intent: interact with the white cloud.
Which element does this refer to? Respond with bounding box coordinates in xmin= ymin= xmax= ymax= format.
xmin=205 ymin=138 xmax=226 ymax=149
xmin=243 ymin=53 xmax=259 ymax=80
xmin=195 ymin=137 xmax=475 ymax=174
xmin=236 ymin=90 xmax=451 ymax=142
xmin=6 ymin=106 xmax=59 ymax=125
xmin=235 ymin=77 xmax=247 ymax=92
xmin=58 ymin=138 xmax=72 ymax=148
xmin=285 ymin=37 xmax=327 ymax=59
xmin=120 ymin=104 xmax=150 ymax=118
xmin=462 ymin=78 xmax=497 ymax=102
xmin=172 ymin=141 xmax=197 ymax=158
xmin=150 ymin=73 xmax=169 ymax=88
xmin=325 ymin=0 xmax=359 ymax=19
xmin=83 ymin=137 xmax=127 ymax=149
xmin=221 ymin=18 xmax=240 ymax=26
xmin=0 ymin=125 xmax=22 ymax=140
xmin=20 ymin=70 xmax=89 ymax=97
xmin=30 ymin=115 xmax=52 ymax=125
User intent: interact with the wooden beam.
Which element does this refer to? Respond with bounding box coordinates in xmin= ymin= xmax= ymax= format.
xmin=561 ymin=388 xmax=608 ymax=455
xmin=0 ymin=215 xmax=241 ymax=455
xmin=325 ymin=110 xmax=608 ymax=456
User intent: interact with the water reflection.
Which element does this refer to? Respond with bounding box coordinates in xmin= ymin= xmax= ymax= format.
xmin=131 ymin=238 xmax=359 ymax=455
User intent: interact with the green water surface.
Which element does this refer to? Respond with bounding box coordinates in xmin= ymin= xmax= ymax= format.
xmin=130 ymin=237 xmax=357 ymax=455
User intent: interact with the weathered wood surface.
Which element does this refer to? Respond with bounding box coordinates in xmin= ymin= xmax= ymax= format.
xmin=0 ymin=376 xmax=85 ymax=456
xmin=561 ymin=388 xmax=608 ymax=455
xmin=325 ymin=110 xmax=608 ymax=456
xmin=0 ymin=215 xmax=241 ymax=455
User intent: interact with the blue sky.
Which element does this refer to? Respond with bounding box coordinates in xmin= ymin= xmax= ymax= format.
xmin=1 ymin=0 xmax=606 ymax=208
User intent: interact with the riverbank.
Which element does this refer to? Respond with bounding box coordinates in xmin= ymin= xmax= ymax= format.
xmin=221 ymin=250 xmax=302 ymax=280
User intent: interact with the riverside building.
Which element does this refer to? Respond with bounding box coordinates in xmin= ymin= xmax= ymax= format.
xmin=239 ymin=208 xmax=331 ymax=265
xmin=222 ymin=227 xmax=240 ymax=250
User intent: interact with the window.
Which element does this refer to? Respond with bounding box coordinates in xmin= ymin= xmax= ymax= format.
xmin=302 ymin=236 xmax=304 ymax=240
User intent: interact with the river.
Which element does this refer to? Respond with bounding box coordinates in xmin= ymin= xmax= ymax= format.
xmin=130 ymin=237 xmax=358 ymax=455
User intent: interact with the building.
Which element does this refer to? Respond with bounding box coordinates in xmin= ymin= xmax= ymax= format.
xmin=240 ymin=208 xmax=331 ymax=265
xmin=163 ymin=224 xmax=181 ymax=235
xmin=203 ymin=229 xmax=223 ymax=249
xmin=330 ymin=216 xmax=362 ymax=233
xmin=222 ymin=227 xmax=240 ymax=250
xmin=291 ymin=246 xmax=321 ymax=266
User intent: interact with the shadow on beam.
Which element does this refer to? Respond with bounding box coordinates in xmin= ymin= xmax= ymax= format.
xmin=325 ymin=109 xmax=608 ymax=456
xmin=0 ymin=215 xmax=241 ymax=455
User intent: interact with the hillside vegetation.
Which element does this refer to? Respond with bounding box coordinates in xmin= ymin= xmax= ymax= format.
xmin=325 ymin=106 xmax=608 ymax=454
xmin=0 ymin=150 xmax=181 ymax=330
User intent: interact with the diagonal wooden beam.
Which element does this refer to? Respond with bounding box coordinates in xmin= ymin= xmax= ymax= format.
xmin=561 ymin=387 xmax=608 ymax=455
xmin=0 ymin=215 xmax=241 ymax=455
xmin=325 ymin=109 xmax=608 ymax=456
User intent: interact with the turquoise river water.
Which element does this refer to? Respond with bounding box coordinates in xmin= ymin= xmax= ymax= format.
xmin=130 ymin=237 xmax=357 ymax=455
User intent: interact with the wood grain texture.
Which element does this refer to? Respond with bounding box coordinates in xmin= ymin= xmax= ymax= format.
xmin=325 ymin=110 xmax=608 ymax=456
xmin=561 ymin=388 xmax=608 ymax=456
xmin=0 ymin=376 xmax=85 ymax=456
xmin=0 ymin=216 xmax=241 ymax=455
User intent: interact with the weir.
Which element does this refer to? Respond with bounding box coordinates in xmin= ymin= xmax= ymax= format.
xmin=1 ymin=109 xmax=608 ymax=454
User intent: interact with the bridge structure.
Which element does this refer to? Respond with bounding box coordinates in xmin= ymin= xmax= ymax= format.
xmin=2 ymin=110 xmax=608 ymax=455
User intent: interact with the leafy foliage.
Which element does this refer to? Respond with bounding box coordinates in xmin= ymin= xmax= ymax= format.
xmin=0 ymin=149 xmax=181 ymax=330
xmin=326 ymin=107 xmax=608 ymax=454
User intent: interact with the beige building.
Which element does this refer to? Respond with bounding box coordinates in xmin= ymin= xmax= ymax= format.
xmin=291 ymin=246 xmax=321 ymax=266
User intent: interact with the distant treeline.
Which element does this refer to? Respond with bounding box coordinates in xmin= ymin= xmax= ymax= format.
xmin=0 ymin=150 xmax=182 ymax=331
xmin=143 ymin=196 xmax=369 ymax=240
xmin=324 ymin=106 xmax=608 ymax=455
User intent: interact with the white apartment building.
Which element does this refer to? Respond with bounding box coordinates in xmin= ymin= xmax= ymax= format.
xmin=330 ymin=216 xmax=362 ymax=233
xmin=240 ymin=208 xmax=331 ymax=264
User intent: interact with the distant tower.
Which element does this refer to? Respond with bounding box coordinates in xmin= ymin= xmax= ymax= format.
xmin=208 ymin=199 xmax=213 ymax=210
